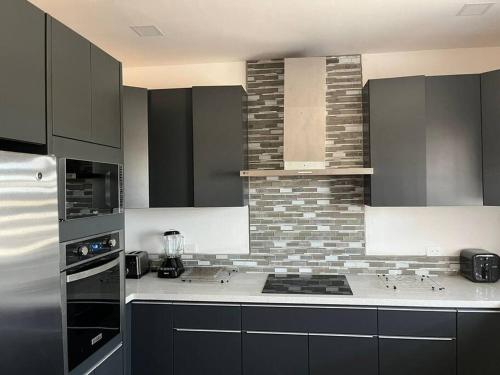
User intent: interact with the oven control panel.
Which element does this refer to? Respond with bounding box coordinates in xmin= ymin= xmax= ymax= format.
xmin=65 ymin=231 xmax=122 ymax=267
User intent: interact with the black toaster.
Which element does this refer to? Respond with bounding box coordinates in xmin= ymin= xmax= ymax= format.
xmin=125 ymin=251 xmax=150 ymax=279
xmin=460 ymin=249 xmax=499 ymax=283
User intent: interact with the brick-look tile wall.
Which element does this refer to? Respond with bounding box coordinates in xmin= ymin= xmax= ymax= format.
xmin=183 ymin=55 xmax=459 ymax=276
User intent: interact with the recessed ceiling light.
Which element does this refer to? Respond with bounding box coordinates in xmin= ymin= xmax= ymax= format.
xmin=130 ymin=25 xmax=164 ymax=37
xmin=457 ymin=3 xmax=495 ymax=16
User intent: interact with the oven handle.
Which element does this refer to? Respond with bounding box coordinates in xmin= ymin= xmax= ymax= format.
xmin=66 ymin=257 xmax=120 ymax=283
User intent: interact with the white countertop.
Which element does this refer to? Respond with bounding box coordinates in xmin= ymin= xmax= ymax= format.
xmin=126 ymin=272 xmax=500 ymax=309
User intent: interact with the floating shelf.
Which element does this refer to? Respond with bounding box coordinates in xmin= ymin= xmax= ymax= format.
xmin=240 ymin=168 xmax=374 ymax=177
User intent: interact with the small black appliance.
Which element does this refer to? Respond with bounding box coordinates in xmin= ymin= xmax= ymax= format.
xmin=460 ymin=249 xmax=500 ymax=283
xmin=158 ymin=230 xmax=185 ymax=278
xmin=125 ymin=251 xmax=150 ymax=279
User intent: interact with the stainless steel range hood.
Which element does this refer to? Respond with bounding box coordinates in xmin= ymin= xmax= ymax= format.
xmin=241 ymin=57 xmax=373 ymax=177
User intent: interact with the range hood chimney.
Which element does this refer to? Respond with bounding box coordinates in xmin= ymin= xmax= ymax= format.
xmin=284 ymin=57 xmax=326 ymax=170
xmin=240 ymin=57 xmax=373 ymax=178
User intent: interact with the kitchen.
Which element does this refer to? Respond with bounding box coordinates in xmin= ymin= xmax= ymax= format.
xmin=1 ymin=0 xmax=500 ymax=374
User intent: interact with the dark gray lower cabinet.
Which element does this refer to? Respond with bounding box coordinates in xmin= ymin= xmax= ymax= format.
xmin=242 ymin=332 xmax=308 ymax=375
xmin=174 ymin=330 xmax=241 ymax=375
xmin=379 ymin=337 xmax=456 ymax=375
xmin=309 ymin=334 xmax=378 ymax=375
xmin=458 ymin=310 xmax=500 ymax=375
xmin=94 ymin=346 xmax=124 ymax=375
xmin=131 ymin=303 xmax=173 ymax=375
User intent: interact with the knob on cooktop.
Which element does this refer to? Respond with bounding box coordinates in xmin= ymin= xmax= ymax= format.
xmin=108 ymin=238 xmax=117 ymax=247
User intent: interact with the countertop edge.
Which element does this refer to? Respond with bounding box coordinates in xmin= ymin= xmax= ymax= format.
xmin=125 ymin=293 xmax=500 ymax=309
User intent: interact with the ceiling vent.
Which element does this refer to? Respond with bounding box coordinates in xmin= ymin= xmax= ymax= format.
xmin=130 ymin=25 xmax=164 ymax=37
xmin=457 ymin=3 xmax=495 ymax=16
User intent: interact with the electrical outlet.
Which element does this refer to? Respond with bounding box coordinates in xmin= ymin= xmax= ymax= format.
xmin=426 ymin=246 xmax=442 ymax=257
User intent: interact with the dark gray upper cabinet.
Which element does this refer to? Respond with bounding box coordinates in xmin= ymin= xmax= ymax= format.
xmin=365 ymin=74 xmax=483 ymax=206
xmin=49 ymin=17 xmax=122 ymax=149
xmin=147 ymin=86 xmax=248 ymax=208
xmin=426 ymin=75 xmax=482 ymax=205
xmin=364 ymin=76 xmax=427 ymax=206
xmin=91 ymin=45 xmax=122 ymax=148
xmin=51 ymin=18 xmax=92 ymax=142
xmin=148 ymin=89 xmax=194 ymax=207
xmin=482 ymin=70 xmax=500 ymax=206
xmin=192 ymin=86 xmax=248 ymax=207
xmin=0 ymin=0 xmax=46 ymax=145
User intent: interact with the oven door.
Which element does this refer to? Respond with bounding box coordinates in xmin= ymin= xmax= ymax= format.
xmin=60 ymin=158 xmax=123 ymax=221
xmin=65 ymin=253 xmax=122 ymax=371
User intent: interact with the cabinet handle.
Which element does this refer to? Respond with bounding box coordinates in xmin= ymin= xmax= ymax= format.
xmin=379 ymin=335 xmax=455 ymax=341
xmin=457 ymin=309 xmax=500 ymax=313
xmin=242 ymin=304 xmax=376 ymax=310
xmin=174 ymin=328 xmax=241 ymax=334
xmin=173 ymin=302 xmax=241 ymax=307
xmin=309 ymin=333 xmax=377 ymax=338
xmin=379 ymin=307 xmax=456 ymax=313
xmin=245 ymin=330 xmax=308 ymax=336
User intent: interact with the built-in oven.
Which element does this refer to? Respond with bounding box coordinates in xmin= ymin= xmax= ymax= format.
xmin=60 ymin=230 xmax=124 ymax=372
xmin=59 ymin=158 xmax=123 ymax=221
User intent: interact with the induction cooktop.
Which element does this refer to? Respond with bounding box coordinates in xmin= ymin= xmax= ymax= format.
xmin=262 ymin=274 xmax=353 ymax=295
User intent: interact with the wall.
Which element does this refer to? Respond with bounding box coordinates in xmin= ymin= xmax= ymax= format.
xmin=362 ymin=46 xmax=500 ymax=257
xmin=125 ymin=207 xmax=249 ymax=255
xmin=182 ymin=56 xmax=457 ymax=276
xmin=123 ymin=61 xmax=246 ymax=89
xmin=123 ymin=61 xmax=249 ymax=256
xmin=362 ymin=46 xmax=500 ymax=85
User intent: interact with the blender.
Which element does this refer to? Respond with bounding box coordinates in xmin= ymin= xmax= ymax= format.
xmin=157 ymin=230 xmax=185 ymax=278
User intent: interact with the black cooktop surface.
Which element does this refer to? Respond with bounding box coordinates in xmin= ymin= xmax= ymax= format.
xmin=262 ymin=274 xmax=353 ymax=295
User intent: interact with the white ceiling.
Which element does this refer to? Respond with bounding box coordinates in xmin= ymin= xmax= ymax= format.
xmin=29 ymin=0 xmax=500 ymax=67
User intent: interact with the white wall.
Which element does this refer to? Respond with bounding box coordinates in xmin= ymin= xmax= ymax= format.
xmin=123 ymin=61 xmax=246 ymax=89
xmin=366 ymin=206 xmax=500 ymax=256
xmin=362 ymin=46 xmax=500 ymax=85
xmin=123 ymin=61 xmax=249 ymax=255
xmin=125 ymin=207 xmax=249 ymax=255
xmin=363 ymin=46 xmax=500 ymax=256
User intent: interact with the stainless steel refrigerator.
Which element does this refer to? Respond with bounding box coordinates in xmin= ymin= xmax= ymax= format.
xmin=0 ymin=150 xmax=64 ymax=374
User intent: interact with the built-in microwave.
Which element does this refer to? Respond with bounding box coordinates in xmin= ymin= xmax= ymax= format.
xmin=59 ymin=158 xmax=123 ymax=221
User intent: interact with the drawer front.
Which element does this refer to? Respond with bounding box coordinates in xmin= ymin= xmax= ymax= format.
xmin=379 ymin=336 xmax=456 ymax=375
xmin=173 ymin=303 xmax=241 ymax=330
xmin=242 ymin=305 xmax=377 ymax=334
xmin=379 ymin=308 xmax=456 ymax=337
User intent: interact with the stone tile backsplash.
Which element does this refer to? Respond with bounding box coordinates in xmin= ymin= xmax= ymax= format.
xmin=183 ymin=55 xmax=459 ymax=275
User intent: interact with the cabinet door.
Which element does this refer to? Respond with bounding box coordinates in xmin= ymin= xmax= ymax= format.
xmin=458 ymin=310 xmax=500 ymax=375
xmin=426 ymin=75 xmax=482 ymax=205
xmin=148 ymin=89 xmax=194 ymax=207
xmin=174 ymin=330 xmax=241 ymax=375
xmin=379 ymin=337 xmax=456 ymax=375
xmin=94 ymin=346 xmax=123 ymax=375
xmin=242 ymin=332 xmax=308 ymax=375
xmin=309 ymin=334 xmax=378 ymax=375
xmin=131 ymin=303 xmax=173 ymax=375
xmin=91 ymin=45 xmax=121 ymax=148
xmin=51 ymin=18 xmax=92 ymax=142
xmin=482 ymin=70 xmax=500 ymax=206
xmin=192 ymin=86 xmax=247 ymax=207
xmin=123 ymin=86 xmax=149 ymax=208
xmin=366 ymin=76 xmax=427 ymax=206
xmin=0 ymin=0 xmax=46 ymax=144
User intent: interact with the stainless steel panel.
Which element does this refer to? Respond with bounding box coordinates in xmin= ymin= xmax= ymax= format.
xmin=0 ymin=151 xmax=63 ymax=374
